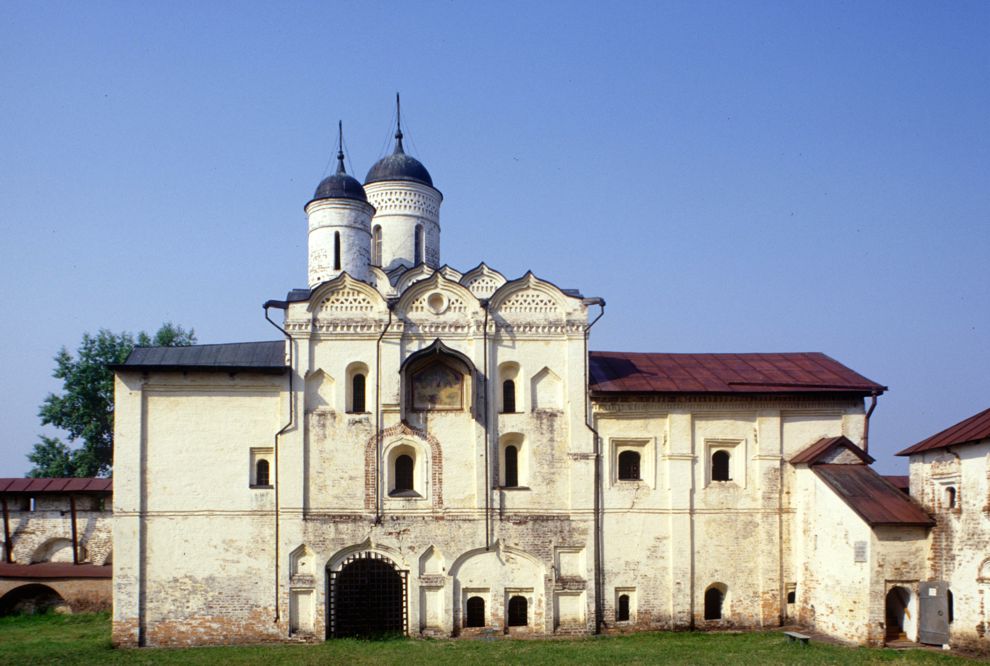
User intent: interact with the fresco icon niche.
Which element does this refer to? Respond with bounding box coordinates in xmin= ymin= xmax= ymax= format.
xmin=411 ymin=363 xmax=464 ymax=411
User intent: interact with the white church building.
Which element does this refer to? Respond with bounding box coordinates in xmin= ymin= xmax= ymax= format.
xmin=111 ymin=112 xmax=940 ymax=647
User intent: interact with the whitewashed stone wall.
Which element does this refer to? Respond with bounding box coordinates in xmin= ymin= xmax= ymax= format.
xmin=910 ymin=439 xmax=990 ymax=653
xmin=111 ymin=257 xmax=910 ymax=647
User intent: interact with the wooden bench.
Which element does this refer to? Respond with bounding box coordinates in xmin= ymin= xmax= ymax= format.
xmin=784 ymin=631 xmax=810 ymax=645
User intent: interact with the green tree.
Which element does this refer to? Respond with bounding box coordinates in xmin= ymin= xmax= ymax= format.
xmin=27 ymin=323 xmax=196 ymax=478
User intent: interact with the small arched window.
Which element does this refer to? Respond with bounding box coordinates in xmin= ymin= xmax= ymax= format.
xmin=946 ymin=486 xmax=957 ymax=509
xmin=507 ymin=595 xmax=527 ymax=627
xmin=618 ymin=450 xmax=641 ymax=481
xmin=712 ymin=450 xmax=731 ymax=482
xmin=616 ymin=594 xmax=630 ymax=622
xmin=255 ymin=459 xmax=270 ymax=486
xmin=502 ymin=379 xmax=516 ymax=414
xmin=372 ymin=225 xmax=382 ymax=266
xmin=465 ymin=596 xmax=485 ymax=628
xmin=415 ymin=224 xmax=424 ymax=264
xmin=334 ymin=231 xmax=341 ymax=271
xmin=504 ymin=445 xmax=519 ymax=488
xmin=350 ymin=373 xmax=366 ymax=413
xmin=395 ymin=455 xmax=414 ymax=492
xmin=704 ymin=586 xmax=724 ymax=620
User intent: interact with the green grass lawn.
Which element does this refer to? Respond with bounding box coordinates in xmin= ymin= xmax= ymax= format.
xmin=0 ymin=613 xmax=974 ymax=665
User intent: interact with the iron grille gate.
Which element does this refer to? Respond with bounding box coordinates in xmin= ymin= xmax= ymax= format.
xmin=328 ymin=552 xmax=408 ymax=639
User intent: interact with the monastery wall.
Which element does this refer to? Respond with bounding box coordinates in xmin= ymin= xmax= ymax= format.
xmin=1 ymin=502 xmax=111 ymax=566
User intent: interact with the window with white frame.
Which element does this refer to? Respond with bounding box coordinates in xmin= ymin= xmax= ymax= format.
xmin=386 ymin=441 xmax=426 ymax=499
xmin=500 ymin=433 xmax=527 ymax=488
xmin=346 ymin=362 xmax=369 ymax=413
xmin=611 ymin=439 xmax=652 ymax=486
xmin=498 ymin=362 xmax=520 ymax=413
xmin=706 ymin=440 xmax=743 ymax=486
xmin=250 ymin=448 xmax=273 ymax=488
xmin=615 ymin=587 xmax=636 ymax=623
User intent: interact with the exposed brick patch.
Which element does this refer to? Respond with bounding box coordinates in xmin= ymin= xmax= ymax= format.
xmin=364 ymin=421 xmax=444 ymax=509
xmin=142 ymin=609 xmax=283 ymax=647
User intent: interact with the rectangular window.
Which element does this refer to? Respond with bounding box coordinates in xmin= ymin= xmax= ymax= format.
xmin=250 ymin=448 xmax=274 ymax=488
xmin=610 ymin=439 xmax=654 ymax=487
xmin=705 ymin=440 xmax=744 ymax=487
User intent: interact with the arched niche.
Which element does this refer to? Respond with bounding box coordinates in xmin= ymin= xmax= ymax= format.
xmin=419 ymin=546 xmax=445 ymax=576
xmin=498 ymin=361 xmax=521 ymax=413
xmin=290 ymin=544 xmax=316 ymax=577
xmin=531 ymin=367 xmax=563 ymax=411
xmin=402 ymin=339 xmax=477 ymax=415
xmin=32 ymin=538 xmax=80 ymax=564
xmin=449 ymin=543 xmax=545 ymax=633
xmin=305 ymin=369 xmax=335 ymax=412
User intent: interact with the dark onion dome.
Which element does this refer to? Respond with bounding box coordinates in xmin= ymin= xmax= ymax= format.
xmin=309 ymin=148 xmax=368 ymax=205
xmin=365 ymin=130 xmax=434 ymax=188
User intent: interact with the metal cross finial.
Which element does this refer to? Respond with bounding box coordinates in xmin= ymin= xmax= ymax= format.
xmin=394 ymin=92 xmax=405 ymax=153
xmin=336 ymin=120 xmax=346 ymax=174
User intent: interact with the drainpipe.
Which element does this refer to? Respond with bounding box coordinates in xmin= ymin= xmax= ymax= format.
xmin=264 ymin=302 xmax=295 ymax=626
xmin=375 ymin=307 xmax=393 ymax=525
xmin=69 ymin=496 xmax=79 ymax=565
xmin=581 ymin=298 xmax=606 ymax=633
xmin=483 ymin=305 xmax=491 ymax=550
xmin=863 ymin=391 xmax=879 ymax=454
xmin=2 ymin=497 xmax=11 ymax=563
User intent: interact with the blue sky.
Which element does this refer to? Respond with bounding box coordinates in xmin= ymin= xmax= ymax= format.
xmin=1 ymin=1 xmax=987 ymax=476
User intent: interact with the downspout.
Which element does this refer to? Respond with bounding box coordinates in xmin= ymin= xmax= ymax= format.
xmin=581 ymin=298 xmax=606 ymax=633
xmin=483 ymin=304 xmax=491 ymax=550
xmin=862 ymin=391 xmax=879 ymax=454
xmin=264 ymin=302 xmax=295 ymax=626
xmin=375 ymin=307 xmax=393 ymax=525
xmin=69 ymin=496 xmax=79 ymax=565
xmin=2 ymin=497 xmax=11 ymax=563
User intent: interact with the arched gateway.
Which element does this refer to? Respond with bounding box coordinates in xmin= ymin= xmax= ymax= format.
xmin=327 ymin=552 xmax=408 ymax=638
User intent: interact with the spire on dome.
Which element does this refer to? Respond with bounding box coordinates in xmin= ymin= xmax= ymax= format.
xmin=394 ymin=92 xmax=405 ymax=154
xmin=308 ymin=120 xmax=368 ymax=205
xmin=365 ymin=94 xmax=435 ymax=188
xmin=336 ymin=120 xmax=347 ymax=174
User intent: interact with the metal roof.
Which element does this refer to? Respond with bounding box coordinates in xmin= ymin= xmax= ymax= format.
xmin=112 ymin=341 xmax=287 ymax=373
xmin=589 ymin=351 xmax=885 ymax=396
xmin=884 ymin=475 xmax=910 ymax=494
xmin=0 ymin=563 xmax=112 ymax=579
xmin=897 ymin=406 xmax=990 ymax=456
xmin=365 ymin=134 xmax=435 ymax=189
xmin=0 ymin=478 xmax=111 ymax=494
xmin=812 ymin=464 xmax=933 ymax=527
xmin=790 ymin=435 xmax=874 ymax=465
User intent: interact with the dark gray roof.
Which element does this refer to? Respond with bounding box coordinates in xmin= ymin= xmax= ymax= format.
xmin=365 ymin=133 xmax=435 ymax=189
xmin=310 ymin=171 xmax=368 ymax=205
xmin=113 ymin=341 xmax=287 ymax=373
xmin=309 ymin=151 xmax=368 ymax=206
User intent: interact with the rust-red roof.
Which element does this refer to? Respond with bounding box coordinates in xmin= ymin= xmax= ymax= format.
xmin=790 ymin=435 xmax=874 ymax=465
xmin=897 ymin=406 xmax=990 ymax=456
xmin=0 ymin=478 xmax=112 ymax=494
xmin=0 ymin=563 xmax=111 ymax=579
xmin=884 ymin=475 xmax=910 ymax=494
xmin=589 ymin=352 xmax=885 ymax=396
xmin=813 ymin=464 xmax=933 ymax=527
